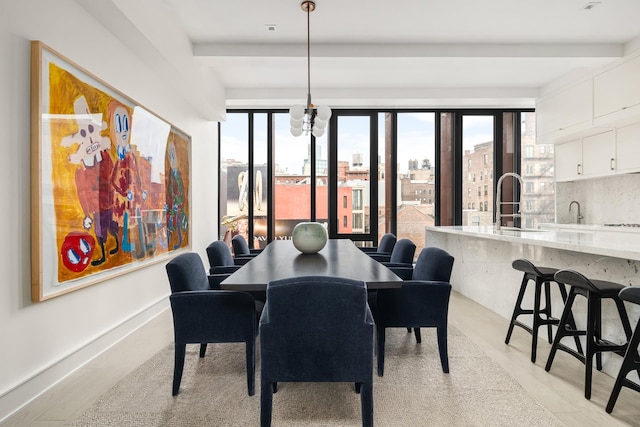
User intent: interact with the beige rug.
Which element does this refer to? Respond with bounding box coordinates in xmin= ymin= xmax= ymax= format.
xmin=72 ymin=327 xmax=562 ymax=426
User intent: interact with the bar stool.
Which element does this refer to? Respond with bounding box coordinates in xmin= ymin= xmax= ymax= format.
xmin=545 ymin=269 xmax=633 ymax=400
xmin=606 ymin=285 xmax=640 ymax=413
xmin=505 ymin=259 xmax=581 ymax=363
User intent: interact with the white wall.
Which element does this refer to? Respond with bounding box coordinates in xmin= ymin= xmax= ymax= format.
xmin=0 ymin=0 xmax=221 ymax=420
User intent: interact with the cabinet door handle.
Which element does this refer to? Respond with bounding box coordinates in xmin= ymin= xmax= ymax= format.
xmin=611 ymin=158 xmax=615 ymax=170
xmin=577 ymin=164 xmax=582 ymax=175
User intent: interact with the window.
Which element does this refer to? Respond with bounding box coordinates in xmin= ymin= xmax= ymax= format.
xmin=467 ymin=188 xmax=471 ymax=197
xmin=478 ymin=187 xmax=481 ymax=196
xmin=343 ymin=216 xmax=348 ymax=228
xmin=526 ymin=182 xmax=534 ymax=193
xmin=484 ymin=201 xmax=488 ymax=211
xmin=467 ymin=159 xmax=471 ymax=169
xmin=540 ymin=145 xmax=546 ymax=154
xmin=480 ymin=171 xmax=483 ymax=181
xmin=526 ymin=164 xmax=534 ymax=175
xmin=484 ymin=154 xmax=488 ymax=164
xmin=343 ymin=195 xmax=347 ymax=209
xmin=484 ymin=185 xmax=488 ymax=196
xmin=479 ymin=204 xmax=483 ymax=212
xmin=525 ymin=145 xmax=534 ymax=157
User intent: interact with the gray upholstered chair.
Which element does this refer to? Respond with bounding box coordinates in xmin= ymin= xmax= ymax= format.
xmin=165 ymin=252 xmax=261 ymax=396
xmin=259 ymin=276 xmax=374 ymax=427
xmin=206 ymin=240 xmax=266 ymax=302
xmin=359 ymin=233 xmax=397 ymax=258
xmin=370 ymin=247 xmax=455 ymax=376
xmin=231 ymin=234 xmax=262 ymax=258
xmin=369 ymin=238 xmax=416 ymax=267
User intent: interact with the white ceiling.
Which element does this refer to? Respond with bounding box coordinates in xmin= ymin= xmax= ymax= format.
xmin=162 ymin=0 xmax=640 ymax=109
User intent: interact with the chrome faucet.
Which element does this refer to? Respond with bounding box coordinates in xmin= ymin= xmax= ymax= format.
xmin=569 ymin=201 xmax=583 ymax=224
xmin=495 ymin=172 xmax=523 ymax=231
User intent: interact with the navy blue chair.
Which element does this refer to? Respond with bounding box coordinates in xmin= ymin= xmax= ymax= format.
xmin=231 ymin=234 xmax=262 ymax=258
xmin=371 ymin=247 xmax=455 ymax=376
xmin=359 ymin=233 xmax=397 ymax=258
xmin=206 ymin=240 xmax=243 ymax=273
xmin=165 ymin=252 xmax=261 ymax=396
xmin=606 ymin=285 xmax=640 ymax=413
xmin=206 ymin=240 xmax=266 ymax=302
xmin=370 ymin=238 xmax=416 ymax=267
xmin=259 ymin=276 xmax=374 ymax=427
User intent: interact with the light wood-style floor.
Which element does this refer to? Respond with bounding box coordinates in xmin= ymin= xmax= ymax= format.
xmin=3 ymin=291 xmax=639 ymax=426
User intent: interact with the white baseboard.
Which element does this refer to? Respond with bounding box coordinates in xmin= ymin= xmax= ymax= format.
xmin=0 ymin=298 xmax=170 ymax=423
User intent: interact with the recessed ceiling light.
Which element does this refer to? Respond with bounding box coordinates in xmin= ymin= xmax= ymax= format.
xmin=265 ymin=24 xmax=277 ymax=32
xmin=583 ymin=2 xmax=601 ymax=10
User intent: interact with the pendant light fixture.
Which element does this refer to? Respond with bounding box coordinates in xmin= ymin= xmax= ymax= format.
xmin=289 ymin=1 xmax=331 ymax=138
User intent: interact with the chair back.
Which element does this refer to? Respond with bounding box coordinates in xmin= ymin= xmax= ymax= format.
xmin=261 ymin=275 xmax=373 ymax=382
xmin=512 ymin=258 xmax=544 ymax=276
xmin=619 ymin=286 xmax=640 ymax=305
xmin=378 ymin=233 xmax=397 ymax=254
xmin=206 ymin=240 xmax=235 ymax=268
xmin=232 ymin=234 xmax=251 ymax=256
xmin=554 ymin=269 xmax=600 ymax=292
xmin=389 ymin=239 xmax=416 ymax=264
xmin=166 ymin=252 xmax=210 ymax=293
xmin=412 ymin=247 xmax=455 ymax=282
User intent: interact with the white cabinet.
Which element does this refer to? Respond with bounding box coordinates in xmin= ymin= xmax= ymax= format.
xmin=594 ymin=53 xmax=640 ymax=127
xmin=554 ymin=139 xmax=582 ymax=182
xmin=581 ymin=131 xmax=616 ymax=177
xmin=616 ymin=122 xmax=640 ymax=173
xmin=554 ymin=130 xmax=616 ymax=182
xmin=536 ymin=78 xmax=593 ymax=143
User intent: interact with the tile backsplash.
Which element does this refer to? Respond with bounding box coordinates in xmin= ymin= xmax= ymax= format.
xmin=555 ymin=174 xmax=640 ymax=224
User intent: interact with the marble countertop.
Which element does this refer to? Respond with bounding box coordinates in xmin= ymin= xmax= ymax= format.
xmin=425 ymin=225 xmax=640 ymax=261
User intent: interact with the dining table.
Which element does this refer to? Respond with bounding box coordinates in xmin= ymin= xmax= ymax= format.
xmin=220 ymin=239 xmax=403 ymax=291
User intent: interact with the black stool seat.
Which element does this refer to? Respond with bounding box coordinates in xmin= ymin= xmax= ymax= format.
xmin=505 ymin=259 xmax=581 ymax=363
xmin=606 ymin=286 xmax=640 ymax=413
xmin=545 ymin=269 xmax=633 ymax=400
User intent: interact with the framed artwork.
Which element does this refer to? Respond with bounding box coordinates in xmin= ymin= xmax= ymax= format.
xmin=30 ymin=41 xmax=191 ymax=301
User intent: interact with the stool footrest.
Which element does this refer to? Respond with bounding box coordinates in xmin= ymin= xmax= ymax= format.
xmin=555 ymin=343 xmax=586 ymax=363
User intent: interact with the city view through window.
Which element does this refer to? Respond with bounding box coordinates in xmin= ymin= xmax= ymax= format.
xmin=219 ymin=111 xmax=554 ymax=256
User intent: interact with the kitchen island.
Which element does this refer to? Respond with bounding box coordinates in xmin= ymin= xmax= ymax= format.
xmin=426 ymin=225 xmax=640 ymax=377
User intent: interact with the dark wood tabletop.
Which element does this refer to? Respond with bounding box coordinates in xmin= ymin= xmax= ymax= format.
xmin=220 ymin=239 xmax=403 ymax=291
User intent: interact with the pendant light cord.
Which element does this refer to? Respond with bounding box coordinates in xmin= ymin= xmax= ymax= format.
xmin=306 ymin=3 xmax=311 ymax=110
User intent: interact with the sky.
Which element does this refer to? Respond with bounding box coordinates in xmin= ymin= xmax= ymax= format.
xmin=220 ymin=112 xmax=495 ymax=175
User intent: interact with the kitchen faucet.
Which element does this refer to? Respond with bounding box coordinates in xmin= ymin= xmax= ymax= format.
xmin=569 ymin=201 xmax=583 ymax=224
xmin=495 ymin=172 xmax=523 ymax=231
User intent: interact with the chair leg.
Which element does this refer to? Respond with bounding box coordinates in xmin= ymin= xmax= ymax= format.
xmin=377 ymin=327 xmax=386 ymax=377
xmin=246 ymin=340 xmax=255 ymax=396
xmin=543 ymin=281 xmax=554 ymax=344
xmin=546 ymin=289 xmax=577 ymax=372
xmin=414 ymin=327 xmax=422 ymax=343
xmin=172 ymin=343 xmax=186 ymax=396
xmin=260 ymin=380 xmax=273 ymax=427
xmin=585 ymin=294 xmax=596 ymax=399
xmin=531 ymin=279 xmax=543 ymax=363
xmin=437 ymin=326 xmax=449 ymax=373
xmin=505 ymin=274 xmax=529 ymax=344
xmin=606 ymin=319 xmax=640 ymax=413
xmin=199 ymin=343 xmax=207 ymax=358
xmin=558 ymin=283 xmax=584 ymax=355
xmin=360 ymin=381 xmax=373 ymax=427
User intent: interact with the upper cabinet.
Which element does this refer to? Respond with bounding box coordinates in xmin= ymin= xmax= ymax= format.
xmin=615 ymin=122 xmax=640 ymax=174
xmin=536 ymin=78 xmax=593 ymax=144
xmin=593 ymin=52 xmax=640 ymax=127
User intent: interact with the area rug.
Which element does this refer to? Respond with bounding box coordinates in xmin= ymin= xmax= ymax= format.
xmin=72 ymin=327 xmax=562 ymax=426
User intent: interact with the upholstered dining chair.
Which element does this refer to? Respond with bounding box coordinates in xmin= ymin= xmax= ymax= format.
xmin=370 ymin=246 xmax=455 ymax=376
xmin=369 ymin=238 xmax=416 ymax=266
xmin=259 ymin=276 xmax=374 ymax=427
xmin=231 ymin=234 xmax=262 ymax=258
xmin=206 ymin=240 xmax=265 ymax=302
xmin=359 ymin=233 xmax=397 ymax=258
xmin=165 ymin=252 xmax=262 ymax=396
